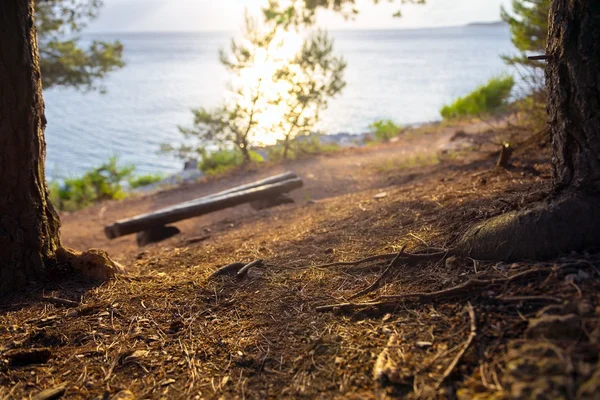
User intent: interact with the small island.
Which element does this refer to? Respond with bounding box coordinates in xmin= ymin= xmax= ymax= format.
xmin=467 ymin=20 xmax=507 ymax=27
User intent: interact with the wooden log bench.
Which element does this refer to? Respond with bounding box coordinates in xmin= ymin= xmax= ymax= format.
xmin=104 ymin=172 xmax=303 ymax=245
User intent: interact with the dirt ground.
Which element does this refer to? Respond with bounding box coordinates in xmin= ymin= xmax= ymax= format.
xmin=1 ymin=120 xmax=600 ymax=399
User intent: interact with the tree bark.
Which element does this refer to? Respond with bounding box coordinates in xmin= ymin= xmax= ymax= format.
xmin=546 ymin=0 xmax=600 ymax=192
xmin=0 ymin=1 xmax=61 ymax=294
xmin=453 ymin=0 xmax=600 ymax=261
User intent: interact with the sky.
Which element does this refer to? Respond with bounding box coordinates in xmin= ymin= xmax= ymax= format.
xmin=86 ymin=0 xmax=513 ymax=33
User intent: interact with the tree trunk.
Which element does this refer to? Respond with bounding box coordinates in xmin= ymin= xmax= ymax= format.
xmin=0 ymin=1 xmax=61 ymax=294
xmin=283 ymin=136 xmax=290 ymax=160
xmin=546 ymin=0 xmax=600 ymax=192
xmin=453 ymin=0 xmax=600 ymax=261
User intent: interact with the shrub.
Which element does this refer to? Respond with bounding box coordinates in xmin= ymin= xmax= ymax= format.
xmin=368 ymin=119 xmax=402 ymax=142
xmin=440 ymin=76 xmax=515 ymax=119
xmin=128 ymin=173 xmax=164 ymax=189
xmin=266 ymin=135 xmax=340 ymax=162
xmin=199 ymin=149 xmax=264 ymax=176
xmin=49 ymin=156 xmax=134 ymax=211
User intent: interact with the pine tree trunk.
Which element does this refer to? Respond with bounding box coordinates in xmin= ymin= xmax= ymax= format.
xmin=453 ymin=0 xmax=600 ymax=261
xmin=0 ymin=1 xmax=61 ymax=294
xmin=546 ymin=0 xmax=600 ymax=192
xmin=283 ymin=137 xmax=290 ymax=160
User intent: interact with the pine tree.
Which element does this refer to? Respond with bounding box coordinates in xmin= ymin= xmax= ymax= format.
xmin=501 ymin=0 xmax=550 ymax=114
xmin=273 ymin=30 xmax=346 ymax=159
xmin=35 ymin=0 xmax=124 ymax=91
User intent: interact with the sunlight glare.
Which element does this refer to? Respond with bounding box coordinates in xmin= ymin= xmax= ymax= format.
xmin=228 ymin=28 xmax=304 ymax=145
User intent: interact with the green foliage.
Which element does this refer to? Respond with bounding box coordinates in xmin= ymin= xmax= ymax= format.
xmin=263 ymin=0 xmax=425 ymax=27
xmin=273 ymin=30 xmax=346 ymax=159
xmin=168 ymin=10 xmax=346 ymax=164
xmin=177 ymin=104 xmax=258 ymax=164
xmin=501 ymin=0 xmax=550 ymax=125
xmin=199 ymin=149 xmax=264 ymax=176
xmin=128 ymin=173 xmax=164 ymax=189
xmin=440 ymin=76 xmax=515 ymax=120
xmin=35 ymin=0 xmax=125 ymax=91
xmin=266 ymin=135 xmax=340 ymax=162
xmin=166 ymin=13 xmax=279 ymax=164
xmin=49 ymin=156 xmax=134 ymax=211
xmin=501 ymin=0 xmax=549 ymax=58
xmin=368 ymin=119 xmax=402 ymax=142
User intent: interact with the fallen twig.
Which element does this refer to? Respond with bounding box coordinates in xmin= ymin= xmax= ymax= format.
xmin=208 ymin=262 xmax=246 ymax=279
xmin=40 ymin=296 xmax=80 ymax=308
xmin=492 ymin=295 xmax=562 ymax=304
xmin=185 ymin=235 xmax=211 ymax=245
xmin=433 ymin=303 xmax=477 ymax=391
xmin=349 ymin=246 xmax=406 ymax=300
xmin=237 ymin=259 xmax=264 ymax=279
xmin=32 ymin=385 xmax=67 ymax=400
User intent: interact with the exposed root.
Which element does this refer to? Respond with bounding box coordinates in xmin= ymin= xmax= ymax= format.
xmin=237 ymin=259 xmax=264 ymax=278
xmin=454 ymin=192 xmax=600 ymax=261
xmin=349 ymin=246 xmax=406 ymax=300
xmin=207 ymin=262 xmax=246 ymax=279
xmin=55 ymin=247 xmax=125 ymax=281
xmin=317 ymin=193 xmax=600 ymax=272
xmin=314 ymin=250 xmax=450 ymax=269
xmin=316 ymin=263 xmax=589 ymax=313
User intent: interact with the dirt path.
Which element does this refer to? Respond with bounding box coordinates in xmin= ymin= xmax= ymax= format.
xmin=60 ymin=119 xmax=500 ymax=259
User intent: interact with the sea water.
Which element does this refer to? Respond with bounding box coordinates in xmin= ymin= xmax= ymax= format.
xmin=44 ymin=26 xmax=514 ymax=179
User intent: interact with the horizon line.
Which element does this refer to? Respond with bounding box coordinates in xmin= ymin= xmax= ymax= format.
xmin=83 ymin=20 xmax=506 ymax=36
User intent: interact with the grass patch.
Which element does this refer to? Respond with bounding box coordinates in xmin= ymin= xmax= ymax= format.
xmin=367 ymin=119 xmax=402 ymax=143
xmin=266 ymin=135 xmax=341 ymax=162
xmin=200 ymin=149 xmax=264 ymax=176
xmin=440 ymin=75 xmax=515 ymax=120
xmin=128 ymin=173 xmax=164 ymax=189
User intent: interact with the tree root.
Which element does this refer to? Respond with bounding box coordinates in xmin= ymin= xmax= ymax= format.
xmin=208 ymin=259 xmax=264 ymax=280
xmin=208 ymin=262 xmax=246 ymax=279
xmin=453 ymin=192 xmax=600 ymax=261
xmin=349 ymin=247 xmax=406 ymax=300
xmin=315 ymin=263 xmax=587 ymax=313
xmin=317 ymin=193 xmax=600 ymax=272
xmin=237 ymin=259 xmax=264 ymax=278
xmin=55 ymin=247 xmax=125 ymax=281
xmin=314 ymin=250 xmax=450 ymax=269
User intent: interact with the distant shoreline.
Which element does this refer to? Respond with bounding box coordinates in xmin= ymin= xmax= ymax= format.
xmin=467 ymin=21 xmax=506 ymax=27
xmin=83 ymin=23 xmax=509 ymax=37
